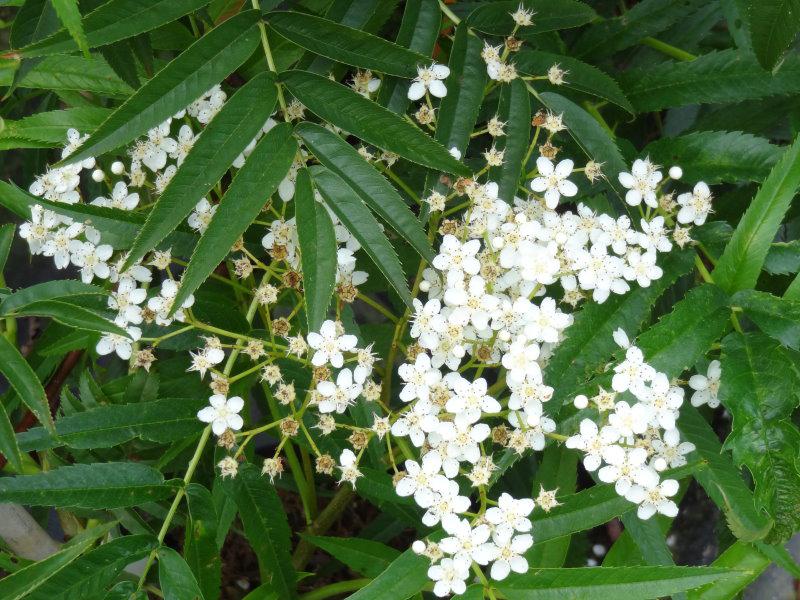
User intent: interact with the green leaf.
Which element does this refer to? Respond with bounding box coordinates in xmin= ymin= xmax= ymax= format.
xmin=544 ymin=249 xmax=694 ymax=416
xmin=0 ymin=400 xmax=23 ymax=473
xmin=184 ymin=484 xmax=221 ymax=600
xmin=433 ymin=23 xmax=486 ymax=159
xmin=221 ymin=464 xmax=296 ymax=599
xmin=0 ymin=279 xmax=104 ymax=313
xmin=714 ymin=133 xmax=800 ymax=293
xmin=376 ymin=0 xmax=440 ymax=114
xmin=26 ymin=535 xmax=158 ymax=600
xmin=636 ymin=284 xmax=731 ymax=377
xmin=466 ymin=0 xmax=597 ymax=37
xmin=0 ymin=462 xmax=176 ymax=508
xmin=733 ymin=289 xmax=800 ymax=349
xmin=515 ymin=50 xmax=634 ymax=115
xmin=313 ymin=167 xmax=412 ymax=307
xmin=268 ymin=11 xmax=428 ymax=77
xmin=124 ymin=72 xmax=276 ymax=270
xmin=573 ymin=0 xmax=706 ymax=59
xmin=747 ymin=0 xmax=800 ymax=70
xmin=294 ymin=167 xmax=336 ymax=332
xmin=0 ymin=334 xmax=53 ymax=432
xmin=296 ymin=121 xmax=434 ymax=261
xmin=103 ymin=581 xmax=147 ymax=600
xmin=765 ymin=240 xmax=800 ymax=275
xmin=496 ymin=566 xmax=736 ymax=599
xmin=61 ymin=10 xmax=260 ymax=167
xmin=301 ymin=535 xmax=400 ymax=578
xmin=50 ymin=0 xmax=89 ymax=57
xmin=14 ymin=299 xmax=129 ymax=337
xmin=2 ymin=53 xmax=134 ymax=96
xmin=529 ymin=446 xmax=577 ymax=567
xmin=158 ymin=546 xmax=205 ymax=600
xmin=618 ymin=50 xmax=800 ymax=112
xmin=0 ymin=180 xmax=197 ymax=254
xmin=5 ymin=0 xmax=60 ymax=98
xmin=347 ymin=548 xmax=430 ymax=600
xmin=679 ymin=407 xmax=772 ymax=541
xmin=0 ymin=107 xmax=110 ymax=146
xmin=0 ymin=535 xmax=96 ymax=600
xmin=0 ymin=223 xmax=14 ymax=274
xmin=539 ymin=92 xmax=628 ymax=197
xmin=169 ymin=116 xmax=295 ymax=312
xmin=99 ymin=40 xmax=141 ymax=90
xmin=18 ymin=0 xmax=211 ymax=57
xmin=720 ymin=332 xmax=800 ymax=543
xmin=490 ymin=78 xmax=530 ymax=203
xmin=688 ymin=542 xmax=771 ymax=600
xmin=281 ymin=70 xmax=469 ymax=177
xmin=16 ymin=397 xmax=207 ymax=451
xmin=643 ymin=131 xmax=782 ymax=184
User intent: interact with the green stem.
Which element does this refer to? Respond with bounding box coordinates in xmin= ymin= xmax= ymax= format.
xmin=582 ymin=101 xmax=614 ymax=136
xmin=137 ymin=426 xmax=212 ymax=589
xmin=640 ymin=37 xmax=697 ymax=61
xmin=437 ymin=0 xmax=461 ymax=25
xmin=694 ymin=253 xmax=714 ymax=284
xmin=292 ymin=485 xmax=355 ymax=570
xmin=298 ymin=578 xmax=371 ymax=600
xmin=251 ymin=0 xmax=288 ymax=114
xmin=356 ymin=293 xmax=398 ymax=322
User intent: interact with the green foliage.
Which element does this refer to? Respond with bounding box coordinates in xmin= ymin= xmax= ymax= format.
xmin=3 ymin=0 xmax=800 ymax=597
xmin=496 ymin=566 xmax=737 ymax=599
xmin=720 ymin=332 xmax=800 ymax=542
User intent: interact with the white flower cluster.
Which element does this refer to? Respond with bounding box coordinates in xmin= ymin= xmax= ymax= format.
xmin=567 ymin=329 xmax=698 ymax=520
xmin=390 ymin=155 xmax=714 ymax=593
xmin=18 ymin=87 xmax=241 ymax=362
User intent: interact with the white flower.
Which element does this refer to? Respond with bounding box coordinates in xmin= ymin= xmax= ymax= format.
xmin=530 ymin=157 xmax=578 ymax=208
xmin=624 ymin=250 xmax=662 ymax=288
xmin=338 ymin=449 xmax=362 ymax=488
xmin=20 ymin=204 xmax=58 ymax=254
xmin=108 ymin=276 xmax=147 ymax=325
xmin=443 ymin=275 xmax=499 ymax=330
xmin=391 ymin=401 xmax=440 ymax=447
xmin=147 ymin=279 xmax=195 ymax=325
xmin=511 ymin=4 xmax=535 ymax=26
xmin=625 ymin=476 xmax=679 ymax=519
xmin=612 ymin=345 xmax=655 ymax=396
xmin=141 ymin=120 xmax=178 ymax=171
xmin=501 ymin=337 xmax=541 ymax=385
xmin=171 ymin=124 xmax=196 ymax=166
xmin=566 ymin=419 xmax=619 ymax=471
xmin=396 ymin=452 xmax=447 ymax=508
xmin=187 ymin=346 xmax=226 ymax=379
xmin=421 ymin=479 xmax=471 ymax=527
xmin=42 ymin=223 xmax=83 ymax=269
xmin=398 ymin=353 xmax=442 ymax=402
xmin=96 ymin=326 xmax=141 ymax=360
xmin=434 ymin=420 xmax=490 ymax=476
xmin=618 ymin=158 xmax=662 ymax=208
xmin=523 ymin=297 xmax=571 ymax=344
xmin=677 ymin=181 xmax=712 ymax=225
xmin=432 ymin=235 xmax=481 ymax=280
xmin=598 ymin=446 xmax=649 ymax=495
xmin=410 ymin=299 xmax=446 ymax=350
xmin=639 ymin=373 xmax=683 ymax=430
xmin=440 ymin=514 xmax=496 ymax=569
xmin=187 ymin=198 xmax=216 ymax=233
xmin=638 ymin=216 xmax=672 ymax=254
xmin=316 ymin=368 xmax=364 ymax=414
xmin=489 ymin=533 xmax=532 ymax=581
xmin=445 ymin=376 xmax=501 ymax=425
xmin=197 ymin=394 xmax=245 ymax=435
xmin=486 ymin=492 xmax=534 ymax=540
xmin=307 ymin=320 xmax=358 ymax=368
xmin=688 ymin=360 xmax=721 ymax=408
xmin=91 ymin=182 xmax=139 ymax=211
xmin=608 ymin=400 xmax=651 ymax=439
xmin=651 ymin=430 xmax=696 ymax=470
xmin=69 ymin=240 xmax=114 ymax=283
xmin=408 ymin=63 xmax=450 ymax=100
xmin=428 ymin=557 xmax=469 ymax=597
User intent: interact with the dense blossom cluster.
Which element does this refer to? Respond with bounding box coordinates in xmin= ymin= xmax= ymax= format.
xmin=17 ymin=9 xmax=725 ymax=596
